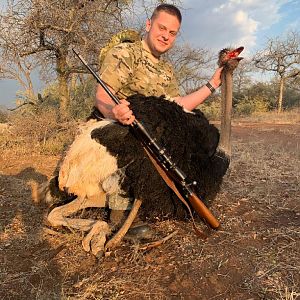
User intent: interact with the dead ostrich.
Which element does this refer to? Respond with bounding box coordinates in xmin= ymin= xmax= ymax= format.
xmin=36 ymin=47 xmax=243 ymax=256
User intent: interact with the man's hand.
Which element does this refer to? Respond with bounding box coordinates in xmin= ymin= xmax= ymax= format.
xmin=112 ymin=99 xmax=135 ymax=125
xmin=209 ymin=66 xmax=223 ymax=89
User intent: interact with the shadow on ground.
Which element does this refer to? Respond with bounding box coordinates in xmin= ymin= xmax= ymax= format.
xmin=0 ymin=168 xmax=64 ymax=300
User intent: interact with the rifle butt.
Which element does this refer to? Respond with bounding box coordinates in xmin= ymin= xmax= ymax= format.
xmin=188 ymin=193 xmax=220 ymax=229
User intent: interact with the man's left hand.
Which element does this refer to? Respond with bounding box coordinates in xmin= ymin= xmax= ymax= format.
xmin=209 ymin=67 xmax=223 ymax=89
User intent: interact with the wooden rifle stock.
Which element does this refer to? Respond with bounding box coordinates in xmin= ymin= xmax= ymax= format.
xmin=188 ymin=193 xmax=220 ymax=229
xmin=73 ymin=49 xmax=220 ymax=232
xmin=145 ymin=148 xmax=220 ymax=232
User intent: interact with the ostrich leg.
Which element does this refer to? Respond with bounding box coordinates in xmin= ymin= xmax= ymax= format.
xmin=47 ymin=194 xmax=110 ymax=256
xmin=47 ymin=194 xmax=106 ymax=229
xmin=47 ymin=194 xmax=142 ymax=255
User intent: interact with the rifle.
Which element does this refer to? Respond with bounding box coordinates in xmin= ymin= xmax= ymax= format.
xmin=73 ymin=49 xmax=220 ymax=233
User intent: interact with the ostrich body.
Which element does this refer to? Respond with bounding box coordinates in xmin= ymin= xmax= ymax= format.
xmin=36 ymin=47 xmax=244 ymax=256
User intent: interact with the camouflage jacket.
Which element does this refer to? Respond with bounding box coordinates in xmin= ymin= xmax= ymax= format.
xmin=99 ymin=40 xmax=180 ymax=100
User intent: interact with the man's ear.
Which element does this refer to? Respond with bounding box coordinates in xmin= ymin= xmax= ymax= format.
xmin=146 ymin=19 xmax=151 ymax=32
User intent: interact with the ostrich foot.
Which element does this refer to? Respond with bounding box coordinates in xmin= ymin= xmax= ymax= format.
xmin=82 ymin=221 xmax=111 ymax=256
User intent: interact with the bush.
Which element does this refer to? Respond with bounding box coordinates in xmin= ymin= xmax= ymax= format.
xmin=69 ymin=79 xmax=96 ymax=120
xmin=2 ymin=106 xmax=77 ymax=155
xmin=0 ymin=109 xmax=8 ymax=123
xmin=234 ymin=95 xmax=270 ymax=116
xmin=0 ymin=79 xmax=97 ymax=155
xmin=199 ymin=95 xmax=222 ymax=120
xmin=239 ymin=107 xmax=300 ymax=123
xmin=37 ymin=80 xmax=95 ymax=121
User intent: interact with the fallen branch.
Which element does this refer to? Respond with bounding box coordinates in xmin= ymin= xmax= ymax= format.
xmin=139 ymin=230 xmax=178 ymax=251
xmin=104 ymin=198 xmax=142 ymax=252
xmin=8 ymin=101 xmax=36 ymax=111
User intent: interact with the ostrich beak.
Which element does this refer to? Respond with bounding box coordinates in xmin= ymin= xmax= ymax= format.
xmin=225 ymin=46 xmax=244 ymax=61
xmin=218 ymin=46 xmax=244 ymax=67
xmin=221 ymin=46 xmax=244 ymax=70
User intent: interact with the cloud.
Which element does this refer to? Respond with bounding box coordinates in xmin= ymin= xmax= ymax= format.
xmin=179 ymin=0 xmax=291 ymax=54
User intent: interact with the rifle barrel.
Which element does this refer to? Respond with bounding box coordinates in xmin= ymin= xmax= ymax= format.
xmin=72 ymin=49 xmax=121 ymax=105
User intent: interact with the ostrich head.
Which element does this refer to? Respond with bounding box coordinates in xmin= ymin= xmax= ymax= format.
xmin=218 ymin=46 xmax=244 ymax=71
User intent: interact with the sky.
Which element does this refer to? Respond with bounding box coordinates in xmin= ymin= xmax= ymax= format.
xmin=0 ymin=0 xmax=299 ymax=109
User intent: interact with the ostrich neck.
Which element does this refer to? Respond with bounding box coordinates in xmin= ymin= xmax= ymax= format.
xmin=219 ymin=70 xmax=233 ymax=157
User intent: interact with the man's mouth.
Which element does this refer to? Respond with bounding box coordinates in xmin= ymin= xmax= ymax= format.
xmin=158 ymin=40 xmax=168 ymax=46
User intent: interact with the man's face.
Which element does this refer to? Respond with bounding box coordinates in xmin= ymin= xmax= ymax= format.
xmin=145 ymin=11 xmax=180 ymax=57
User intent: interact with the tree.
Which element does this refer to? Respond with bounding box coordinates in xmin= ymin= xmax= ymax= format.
xmin=233 ymin=59 xmax=253 ymax=94
xmin=0 ymin=0 xmax=131 ymax=117
xmin=284 ymin=76 xmax=300 ymax=108
xmin=167 ymin=44 xmax=213 ymax=94
xmin=0 ymin=50 xmax=38 ymax=107
xmin=0 ymin=10 xmax=39 ymax=106
xmin=253 ymin=31 xmax=300 ymax=112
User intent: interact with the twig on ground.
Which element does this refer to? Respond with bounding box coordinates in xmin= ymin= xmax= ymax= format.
xmin=139 ymin=230 xmax=178 ymax=251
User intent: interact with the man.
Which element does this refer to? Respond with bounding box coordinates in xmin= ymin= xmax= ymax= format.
xmin=94 ymin=4 xmax=222 ymax=228
xmin=95 ymin=4 xmax=222 ymax=124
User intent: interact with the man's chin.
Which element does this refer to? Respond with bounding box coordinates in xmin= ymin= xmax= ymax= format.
xmin=155 ymin=46 xmax=170 ymax=55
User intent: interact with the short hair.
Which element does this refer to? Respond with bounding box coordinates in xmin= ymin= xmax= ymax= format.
xmin=151 ymin=4 xmax=182 ymax=24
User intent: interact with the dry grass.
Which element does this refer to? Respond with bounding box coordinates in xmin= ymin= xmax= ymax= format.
xmin=0 ymin=112 xmax=299 ymax=299
xmin=0 ymin=108 xmax=77 ymax=156
xmin=234 ymin=107 xmax=300 ymax=124
xmin=221 ymin=122 xmax=300 ymax=299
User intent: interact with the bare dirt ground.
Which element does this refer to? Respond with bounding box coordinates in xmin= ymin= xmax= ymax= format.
xmin=0 ymin=123 xmax=299 ymax=300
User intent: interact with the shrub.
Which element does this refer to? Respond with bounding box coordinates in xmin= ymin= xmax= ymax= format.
xmin=0 ymin=108 xmax=9 ymax=123
xmin=199 ymin=95 xmax=222 ymax=120
xmin=2 ymin=106 xmax=77 ymax=155
xmin=235 ymin=95 xmax=270 ymax=116
xmin=69 ymin=79 xmax=96 ymax=120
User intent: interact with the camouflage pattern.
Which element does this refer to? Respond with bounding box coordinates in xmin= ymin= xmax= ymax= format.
xmin=99 ymin=29 xmax=141 ymax=66
xmin=99 ymin=40 xmax=180 ymax=99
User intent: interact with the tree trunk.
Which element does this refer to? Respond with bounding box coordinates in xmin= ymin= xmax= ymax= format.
xmin=277 ymin=77 xmax=284 ymax=113
xmin=57 ymin=55 xmax=70 ymax=118
xmin=58 ymin=75 xmax=69 ymax=117
xmin=219 ymin=70 xmax=233 ymax=157
xmin=24 ymin=68 xmax=36 ymax=102
xmin=70 ymin=73 xmax=78 ymax=93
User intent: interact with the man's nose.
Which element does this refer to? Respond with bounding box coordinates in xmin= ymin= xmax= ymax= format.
xmin=162 ymin=33 xmax=169 ymax=41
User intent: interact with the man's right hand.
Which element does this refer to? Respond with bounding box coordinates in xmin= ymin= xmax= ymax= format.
xmin=112 ymin=99 xmax=135 ymax=125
